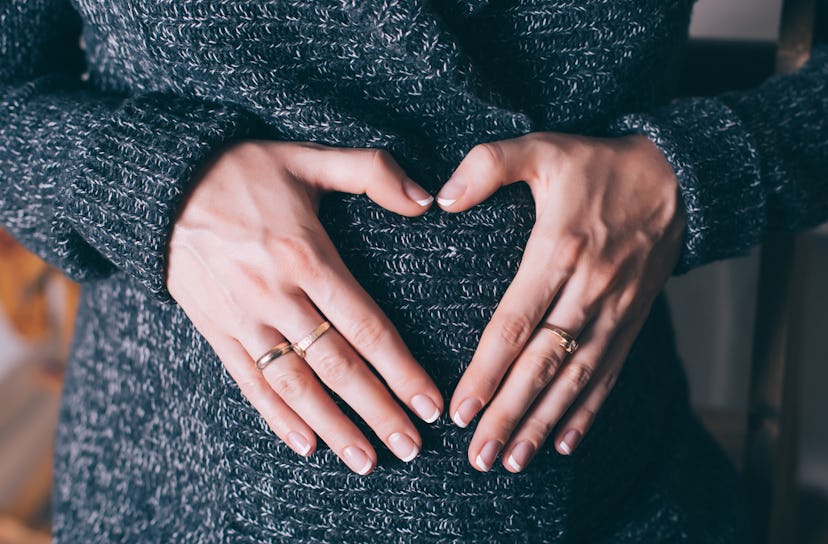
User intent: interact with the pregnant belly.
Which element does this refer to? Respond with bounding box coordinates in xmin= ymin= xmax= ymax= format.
xmin=320 ymin=185 xmax=537 ymax=390
xmin=54 ymin=183 xmax=691 ymax=542
xmin=220 ymin=186 xmax=691 ymax=541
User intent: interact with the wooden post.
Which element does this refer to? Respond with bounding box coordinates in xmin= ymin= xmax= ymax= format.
xmin=743 ymin=2 xmax=816 ymax=542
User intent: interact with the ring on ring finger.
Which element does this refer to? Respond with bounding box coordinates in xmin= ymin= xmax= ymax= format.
xmin=256 ymin=341 xmax=294 ymax=370
xmin=537 ymin=324 xmax=580 ymax=355
xmin=254 ymin=321 xmax=333 ymax=372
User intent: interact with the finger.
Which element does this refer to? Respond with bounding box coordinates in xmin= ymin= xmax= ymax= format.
xmin=300 ymin=240 xmax=444 ymax=424
xmin=488 ymin=263 xmax=618 ymax=441
xmin=238 ymin=324 xmax=389 ymax=475
xmin=496 ymin=308 xmax=623 ymax=473
xmin=281 ymin=143 xmax=433 ymax=216
xmin=464 ymin=272 xmax=596 ymax=471
xmin=272 ymin=294 xmax=424 ymax=466
xmin=189 ymin=315 xmax=318 ymax=459
xmin=551 ymin=310 xmax=648 ymax=458
xmin=449 ymin=228 xmax=574 ymax=431
xmin=436 ymin=135 xmax=537 ymax=211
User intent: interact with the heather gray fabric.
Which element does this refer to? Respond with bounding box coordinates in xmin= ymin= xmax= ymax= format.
xmin=1 ymin=0 xmax=826 ymax=541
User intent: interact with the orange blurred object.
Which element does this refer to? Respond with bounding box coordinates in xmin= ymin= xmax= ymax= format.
xmin=0 ymin=228 xmax=79 ymax=345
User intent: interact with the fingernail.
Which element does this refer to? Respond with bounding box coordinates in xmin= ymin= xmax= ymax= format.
xmin=389 ymin=432 xmax=420 ymax=462
xmin=453 ymin=398 xmax=482 ymax=428
xmin=287 ymin=431 xmax=311 ymax=456
xmin=403 ymin=178 xmax=434 ymax=207
xmin=475 ymin=439 xmax=502 ymax=471
xmin=506 ymin=441 xmax=535 ymax=472
xmin=559 ymin=429 xmax=582 ymax=455
xmin=411 ymin=394 xmax=441 ymax=423
xmin=436 ymin=176 xmax=466 ymax=207
xmin=344 ymin=446 xmax=374 ymax=475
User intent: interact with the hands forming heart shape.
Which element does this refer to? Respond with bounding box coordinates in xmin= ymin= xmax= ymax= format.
xmin=167 ymin=132 xmax=685 ymax=475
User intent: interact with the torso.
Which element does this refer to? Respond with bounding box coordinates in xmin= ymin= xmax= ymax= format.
xmin=54 ymin=2 xmax=743 ymax=542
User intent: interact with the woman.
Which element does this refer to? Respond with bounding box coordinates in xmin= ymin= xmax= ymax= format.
xmin=1 ymin=0 xmax=826 ymax=541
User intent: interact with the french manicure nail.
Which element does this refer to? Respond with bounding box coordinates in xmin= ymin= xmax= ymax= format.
xmin=389 ymin=432 xmax=420 ymax=462
xmin=403 ymin=178 xmax=434 ymax=207
xmin=287 ymin=431 xmax=311 ymax=456
xmin=506 ymin=441 xmax=535 ymax=472
xmin=453 ymin=398 xmax=482 ymax=428
xmin=436 ymin=176 xmax=466 ymax=207
xmin=344 ymin=446 xmax=373 ymax=475
xmin=559 ymin=429 xmax=582 ymax=455
xmin=411 ymin=394 xmax=441 ymax=423
xmin=475 ymin=440 xmax=502 ymax=471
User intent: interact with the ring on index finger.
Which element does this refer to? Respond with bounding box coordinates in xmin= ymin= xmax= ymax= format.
xmin=538 ymin=324 xmax=580 ymax=354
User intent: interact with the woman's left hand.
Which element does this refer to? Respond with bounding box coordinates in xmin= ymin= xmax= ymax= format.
xmin=437 ymin=132 xmax=686 ymax=472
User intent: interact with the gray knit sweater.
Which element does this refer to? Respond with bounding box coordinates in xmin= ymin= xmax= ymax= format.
xmin=1 ymin=0 xmax=826 ymax=542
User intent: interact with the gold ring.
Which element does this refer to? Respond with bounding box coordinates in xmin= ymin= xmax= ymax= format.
xmin=538 ymin=324 xmax=579 ymax=354
xmin=255 ymin=341 xmax=293 ymax=371
xmin=292 ymin=321 xmax=332 ymax=359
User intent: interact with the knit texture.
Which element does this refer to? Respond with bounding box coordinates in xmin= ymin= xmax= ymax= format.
xmin=1 ymin=0 xmax=825 ymax=541
xmin=611 ymin=43 xmax=828 ymax=272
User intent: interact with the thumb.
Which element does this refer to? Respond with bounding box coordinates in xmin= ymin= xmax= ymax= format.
xmin=437 ymin=138 xmax=533 ymax=212
xmin=287 ymin=144 xmax=433 ymax=217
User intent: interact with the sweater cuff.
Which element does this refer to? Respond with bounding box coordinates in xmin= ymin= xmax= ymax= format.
xmin=609 ymin=97 xmax=765 ymax=274
xmin=62 ymin=93 xmax=255 ymax=301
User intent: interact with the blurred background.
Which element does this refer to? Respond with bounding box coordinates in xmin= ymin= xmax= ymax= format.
xmin=0 ymin=0 xmax=826 ymax=542
xmin=0 ymin=230 xmax=77 ymax=543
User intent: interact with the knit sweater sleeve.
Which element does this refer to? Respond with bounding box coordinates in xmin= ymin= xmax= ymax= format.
xmin=609 ymin=43 xmax=828 ymax=275
xmin=0 ymin=0 xmax=255 ymax=301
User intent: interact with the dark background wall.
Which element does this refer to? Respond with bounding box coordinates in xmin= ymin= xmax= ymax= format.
xmin=676 ymin=0 xmax=828 ymax=498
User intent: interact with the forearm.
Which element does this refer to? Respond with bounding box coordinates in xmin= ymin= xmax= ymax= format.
xmin=1 ymin=0 xmax=255 ymax=299
xmin=0 ymin=76 xmax=254 ymax=297
xmin=609 ymin=44 xmax=828 ymax=273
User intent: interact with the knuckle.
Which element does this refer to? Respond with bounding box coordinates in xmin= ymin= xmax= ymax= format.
xmin=549 ymin=235 xmax=585 ymax=276
xmin=399 ymin=374 xmax=433 ymax=395
xmin=603 ymin=302 xmax=627 ymax=329
xmin=314 ymin=351 xmax=358 ymax=386
xmin=264 ymin=418 xmax=289 ymax=438
xmin=348 ymin=316 xmax=388 ymax=352
xmin=493 ymin=410 xmax=524 ymax=434
xmin=226 ymin=140 xmax=266 ymax=163
xmin=478 ymin=373 xmax=503 ymax=397
xmin=237 ymin=262 xmax=272 ymax=298
xmin=521 ymin=416 xmax=554 ymax=444
xmin=616 ymin=286 xmax=640 ymax=317
xmin=565 ymin=303 xmax=594 ymax=329
xmin=580 ymin=407 xmax=598 ymax=424
xmin=269 ymin=368 xmax=312 ymax=400
xmin=367 ymin=148 xmax=396 ymax=175
xmin=228 ymin=311 xmax=258 ymax=338
xmin=604 ymin=370 xmax=619 ymax=391
xmin=522 ymin=350 xmax=563 ymax=388
xmin=465 ymin=372 xmax=502 ymax=400
xmin=235 ymin=377 xmax=262 ymax=396
xmin=591 ymin=266 xmax=618 ymax=297
xmin=498 ymin=313 xmax=535 ymax=349
xmin=469 ymin=142 xmax=504 ymax=171
xmin=563 ymin=362 xmax=594 ymax=391
xmin=268 ymin=234 xmax=321 ymax=277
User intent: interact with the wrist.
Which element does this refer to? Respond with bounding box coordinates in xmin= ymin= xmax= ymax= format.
xmin=623 ymin=134 xmax=687 ymax=260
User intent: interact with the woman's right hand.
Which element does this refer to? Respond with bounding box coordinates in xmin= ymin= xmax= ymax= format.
xmin=167 ymin=140 xmax=443 ymax=475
